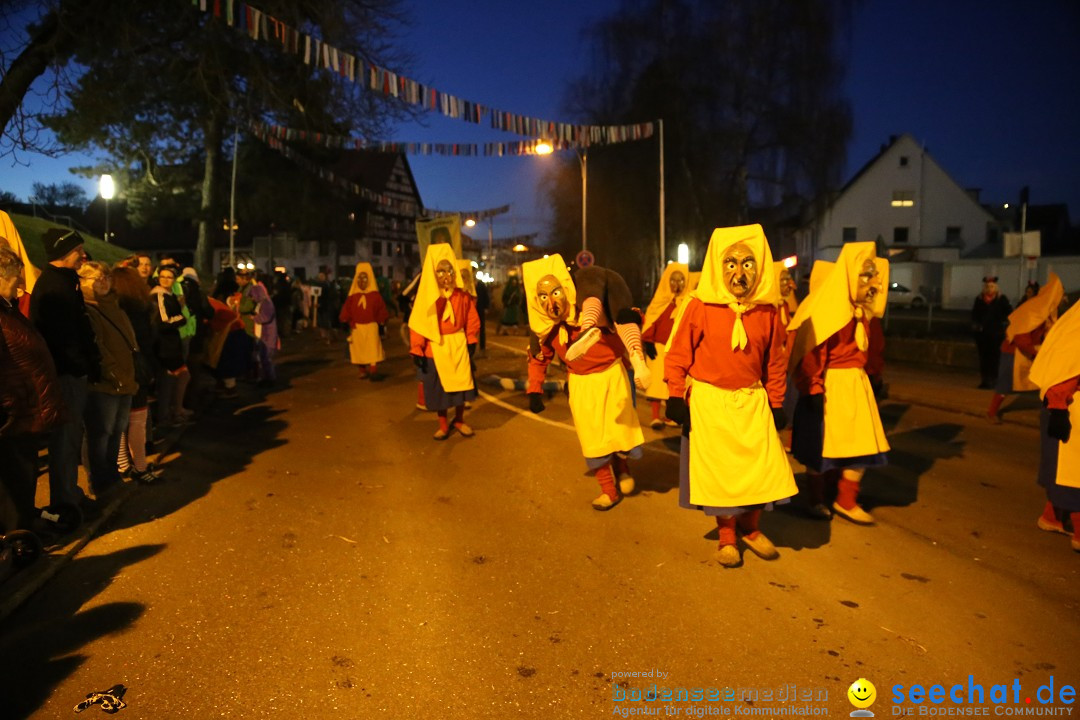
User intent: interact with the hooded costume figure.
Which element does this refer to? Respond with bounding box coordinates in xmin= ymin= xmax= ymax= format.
xmin=1029 ymin=294 xmax=1080 ymax=552
xmin=788 ymin=241 xmax=890 ymax=525
xmin=664 ymin=225 xmax=797 ymax=567
xmin=339 ymin=262 xmax=389 ymax=379
xmin=562 ymin=265 xmax=652 ymax=390
xmin=774 ymin=261 xmax=800 ymax=439
xmin=525 ymin=254 xmax=644 ymax=511
xmin=408 ymin=244 xmax=480 ymax=440
xmin=641 ymin=263 xmax=693 ymax=429
xmin=987 ymin=274 xmax=1064 ymax=422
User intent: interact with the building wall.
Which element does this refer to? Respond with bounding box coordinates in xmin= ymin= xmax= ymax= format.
xmin=811 ymin=135 xmax=996 ymax=260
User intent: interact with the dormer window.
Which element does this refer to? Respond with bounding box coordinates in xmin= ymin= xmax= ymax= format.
xmin=899 ymin=156 xmax=909 ymax=167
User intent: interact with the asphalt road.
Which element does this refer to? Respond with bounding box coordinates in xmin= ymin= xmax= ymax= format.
xmin=2 ymin=326 xmax=1077 ymax=719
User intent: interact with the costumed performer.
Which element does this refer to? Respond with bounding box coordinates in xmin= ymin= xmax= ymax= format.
xmin=525 ymin=254 xmax=644 ymax=511
xmin=408 ymin=244 xmax=480 ymax=440
xmin=339 ymin=262 xmax=389 ymax=380
xmin=664 ymin=224 xmax=796 ymax=567
xmin=641 ymin=263 xmax=692 ymax=430
xmin=1030 ymin=292 xmax=1079 ymax=553
xmin=788 ymin=242 xmax=890 ymax=525
xmin=986 ymin=274 xmax=1064 ymax=423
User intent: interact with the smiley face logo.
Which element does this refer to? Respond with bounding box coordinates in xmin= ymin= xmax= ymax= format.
xmin=847 ymin=678 xmax=877 ymax=709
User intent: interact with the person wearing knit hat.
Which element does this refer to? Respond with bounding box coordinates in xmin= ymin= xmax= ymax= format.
xmin=664 ymin=225 xmax=796 ymax=567
xmin=42 ymin=227 xmax=85 ymax=264
xmin=524 ymin=253 xmax=644 ymax=511
xmin=641 ymin=263 xmax=693 ymax=430
xmin=986 ymin=274 xmax=1064 ymax=423
xmin=408 ymin=244 xmax=480 ymax=440
xmin=788 ymin=241 xmax=890 ymax=525
xmin=1029 ymin=295 xmax=1080 ymax=553
xmin=339 ymin=262 xmax=389 ymax=380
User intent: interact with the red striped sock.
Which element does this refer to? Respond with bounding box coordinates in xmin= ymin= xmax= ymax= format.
xmin=579 ymin=297 xmax=603 ymax=330
xmin=615 ymin=322 xmax=642 ymax=356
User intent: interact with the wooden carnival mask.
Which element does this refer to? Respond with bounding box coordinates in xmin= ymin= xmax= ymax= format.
xmin=669 ymin=270 xmax=686 ymax=296
xmin=855 ymin=258 xmax=882 ymax=308
xmin=435 ymin=259 xmax=456 ymax=292
xmin=536 ymin=274 xmax=570 ymax=322
xmin=722 ymin=242 xmax=758 ymax=300
xmin=778 ymin=268 xmax=795 ymax=298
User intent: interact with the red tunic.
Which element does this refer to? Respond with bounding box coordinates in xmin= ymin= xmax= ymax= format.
xmin=527 ymin=326 xmax=627 ymax=393
xmin=409 ymin=288 xmax=480 ymax=358
xmin=642 ymin=302 xmax=677 ymax=345
xmin=865 ymin=316 xmax=886 ymax=379
xmin=795 ymin=317 xmax=876 ymax=395
xmin=1000 ymin=325 xmax=1047 ymax=358
xmin=339 ymin=291 xmax=389 ymax=327
xmin=664 ymin=299 xmax=787 ymax=408
xmin=1046 ymin=375 xmax=1079 ymax=411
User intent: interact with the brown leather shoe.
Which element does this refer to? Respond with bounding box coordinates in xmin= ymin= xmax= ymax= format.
xmin=714 ymin=545 xmax=741 ymax=567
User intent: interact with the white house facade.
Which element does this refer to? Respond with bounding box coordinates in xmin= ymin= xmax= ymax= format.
xmin=798 ymin=134 xmax=998 ymax=264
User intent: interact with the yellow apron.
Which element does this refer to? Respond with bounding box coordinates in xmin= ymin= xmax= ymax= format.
xmin=1013 ymin=350 xmax=1039 ymax=392
xmin=644 ymin=345 xmax=669 ymax=400
xmin=567 ymin=361 xmax=645 ymax=459
xmin=823 ymin=367 xmax=890 ymax=459
xmin=688 ymin=380 xmax=797 ymax=507
xmin=1056 ymin=393 xmax=1080 ymax=489
xmin=347 ymin=322 xmax=385 ymax=365
xmin=431 ymin=330 xmax=474 ymax=393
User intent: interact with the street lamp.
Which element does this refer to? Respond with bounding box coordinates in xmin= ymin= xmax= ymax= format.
xmin=513 ymin=244 xmax=528 ymax=253
xmin=534 ymin=140 xmax=553 ymax=155
xmin=99 ymin=174 xmax=115 ymax=242
xmin=677 ymin=242 xmax=689 ymax=265
xmin=464 ymin=218 xmax=476 ymax=228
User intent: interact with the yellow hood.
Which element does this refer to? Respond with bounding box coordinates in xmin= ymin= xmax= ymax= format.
xmin=407 ymin=243 xmax=462 ymax=344
xmin=0 ymin=211 xmax=39 ymax=294
xmin=348 ymin=262 xmax=376 ymax=296
xmin=1030 ymin=295 xmax=1080 ymax=401
xmin=643 ymin=263 xmax=690 ymax=334
xmin=523 ymin=254 xmax=577 ymax=340
xmin=1006 ymin=273 xmax=1064 ymax=342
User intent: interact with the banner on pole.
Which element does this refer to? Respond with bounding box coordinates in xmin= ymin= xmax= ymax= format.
xmin=416 ymin=215 xmax=463 ymax=263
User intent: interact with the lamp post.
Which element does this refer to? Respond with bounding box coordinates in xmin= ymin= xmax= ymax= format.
xmin=99 ymin=174 xmax=115 ymax=242
xmin=578 ymin=149 xmax=587 ymax=253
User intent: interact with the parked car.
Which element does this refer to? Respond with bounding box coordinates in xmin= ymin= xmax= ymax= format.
xmin=888 ymin=282 xmax=927 ymax=308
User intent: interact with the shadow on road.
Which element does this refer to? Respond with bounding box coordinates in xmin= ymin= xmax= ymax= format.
xmin=863 ymin=420 xmax=966 ymax=510
xmin=0 ymin=544 xmax=164 ymax=719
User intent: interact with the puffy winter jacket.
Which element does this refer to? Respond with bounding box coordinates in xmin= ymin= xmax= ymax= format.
xmin=0 ymin=296 xmax=65 ymax=435
xmin=85 ymin=294 xmax=138 ymax=396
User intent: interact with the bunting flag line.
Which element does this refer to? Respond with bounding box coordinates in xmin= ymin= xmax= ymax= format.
xmin=196 ymin=1 xmax=656 ymax=147
xmin=252 ymin=121 xmax=598 ymax=157
xmin=249 ymin=123 xmax=421 ymax=218
xmin=488 ymin=232 xmax=539 ymax=247
xmin=426 ymin=205 xmax=510 ymax=221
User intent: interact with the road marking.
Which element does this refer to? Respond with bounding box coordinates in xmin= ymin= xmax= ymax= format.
xmin=477 ymin=389 xmax=679 ymax=458
xmin=487 ymin=339 xmax=528 ymax=355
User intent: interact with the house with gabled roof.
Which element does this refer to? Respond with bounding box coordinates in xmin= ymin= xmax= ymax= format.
xmin=796 ymin=134 xmax=1000 ymax=266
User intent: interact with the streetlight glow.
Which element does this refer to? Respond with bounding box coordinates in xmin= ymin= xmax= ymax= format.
xmin=99 ymin=174 xmax=115 ymax=200
xmin=465 ymin=218 xmax=476 ymax=228
xmin=513 ymin=244 xmax=528 ymax=253
xmin=534 ymin=141 xmax=553 ymax=155
xmin=677 ymin=242 xmax=689 ymax=265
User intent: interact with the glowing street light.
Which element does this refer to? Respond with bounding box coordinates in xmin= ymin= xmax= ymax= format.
xmin=677 ymin=242 xmax=689 ymax=265
xmin=534 ymin=141 xmax=553 ymax=155
xmin=513 ymin=244 xmax=528 ymax=253
xmin=782 ymin=255 xmax=798 ymax=269
xmin=464 ymin=218 xmax=477 ymax=228
xmin=99 ymin=174 xmax=115 ymax=242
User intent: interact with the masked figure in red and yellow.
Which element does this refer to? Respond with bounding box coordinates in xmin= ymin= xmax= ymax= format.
xmin=665 ymin=225 xmax=797 ymax=567
xmin=788 ymin=242 xmax=890 ymax=524
xmin=408 ymin=244 xmax=480 ymax=440
xmin=525 ymin=254 xmax=645 ymax=511
xmin=339 ymin=262 xmax=389 ymax=380
xmin=641 ymin=263 xmax=694 ymax=430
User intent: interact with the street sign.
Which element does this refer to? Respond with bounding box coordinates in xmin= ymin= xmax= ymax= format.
xmin=575 ymin=250 xmax=595 ymax=268
xmin=1003 ymin=231 xmax=1041 ymax=258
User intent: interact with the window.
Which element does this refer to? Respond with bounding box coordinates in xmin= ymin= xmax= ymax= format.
xmin=891 ymin=191 xmax=915 ymax=207
xmin=372 ymin=241 xmax=383 ymax=256
xmin=894 ymin=227 xmax=909 ymax=244
xmin=842 ymin=227 xmax=857 ymax=243
xmin=946 ymin=226 xmax=962 ymax=244
xmin=899 ymin=156 xmax=909 ymax=167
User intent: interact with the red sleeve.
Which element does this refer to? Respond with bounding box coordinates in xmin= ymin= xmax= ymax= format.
xmin=527 ymin=342 xmax=555 ymax=393
xmin=1046 ymin=376 xmax=1079 ymax=410
xmin=1014 ymin=329 xmax=1039 ymax=359
xmin=865 ymin=317 xmax=885 ymax=377
xmin=373 ymin=293 xmax=389 ymax=325
xmin=642 ymin=321 xmax=658 ymax=343
xmin=797 ymin=341 xmax=827 ymax=395
xmin=338 ymin=295 xmax=353 ymax=324
xmin=764 ymin=308 xmax=788 ymax=408
xmin=409 ymin=328 xmax=428 ymax=356
xmin=664 ymin=299 xmax=702 ymax=400
xmin=464 ymin=294 xmax=480 ymax=344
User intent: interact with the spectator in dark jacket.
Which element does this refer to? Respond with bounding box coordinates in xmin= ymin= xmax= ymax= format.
xmin=972 ymin=276 xmax=1012 ymax=389
xmin=29 ymin=228 xmax=100 ymax=512
xmin=0 ymin=248 xmax=64 ymax=531
xmin=150 ymin=266 xmax=189 ymax=427
xmin=79 ymin=262 xmax=138 ymax=498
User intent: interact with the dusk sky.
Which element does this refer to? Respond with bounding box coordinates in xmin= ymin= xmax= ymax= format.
xmin=2 ymin=0 xmax=1077 ymax=246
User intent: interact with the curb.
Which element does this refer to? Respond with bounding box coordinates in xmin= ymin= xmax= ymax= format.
xmin=0 ymin=424 xmax=188 ymax=624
